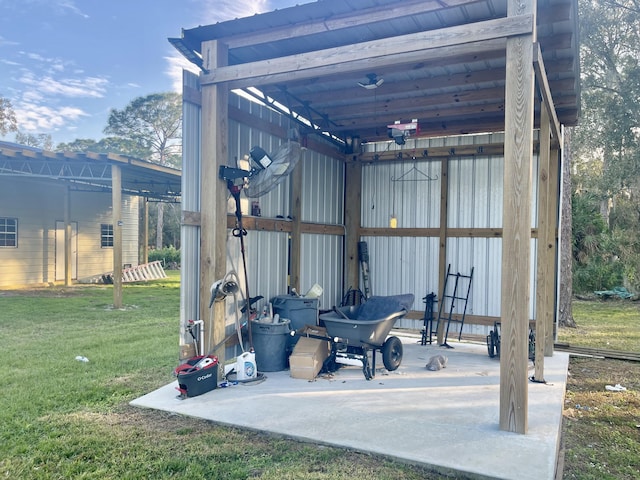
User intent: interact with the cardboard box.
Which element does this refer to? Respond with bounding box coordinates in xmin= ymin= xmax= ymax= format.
xmin=289 ymin=325 xmax=329 ymax=380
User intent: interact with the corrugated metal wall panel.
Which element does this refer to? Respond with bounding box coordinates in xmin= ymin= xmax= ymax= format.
xmin=448 ymin=156 xmax=504 ymax=228
xmin=300 ymin=233 xmax=344 ymax=310
xmin=361 ymin=236 xmax=439 ymax=329
xmin=445 ymin=237 xmax=502 ymax=318
xmin=361 ymin=160 xmax=440 ymax=228
xmin=360 ymin=133 xmax=543 ymax=337
xmin=180 ymin=71 xmax=201 ymax=342
xmin=302 ymin=149 xmax=344 ymax=225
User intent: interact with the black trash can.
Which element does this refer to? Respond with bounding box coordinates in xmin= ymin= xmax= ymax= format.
xmin=251 ymin=319 xmax=291 ymax=372
xmin=271 ymin=296 xmax=319 ymax=332
xmin=272 ymin=295 xmax=319 ymax=353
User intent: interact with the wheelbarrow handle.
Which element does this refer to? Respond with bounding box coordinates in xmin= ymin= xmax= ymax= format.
xmin=333 ymin=306 xmax=350 ymax=320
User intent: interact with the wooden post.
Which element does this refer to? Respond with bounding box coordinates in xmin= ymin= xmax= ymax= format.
xmin=112 ymin=164 xmax=123 ymax=309
xmin=142 ymin=197 xmax=149 ymax=264
xmin=534 ymin=100 xmax=551 ymax=381
xmin=289 ymin=158 xmax=303 ymax=293
xmin=500 ymin=0 xmax=536 ymax=434
xmin=200 ymin=39 xmax=229 ymax=362
xmin=437 ymin=157 xmax=449 ymax=344
xmin=344 ymin=160 xmax=362 ymax=294
xmin=64 ymin=186 xmax=72 ymax=287
xmin=546 ymin=142 xmax=560 ymax=355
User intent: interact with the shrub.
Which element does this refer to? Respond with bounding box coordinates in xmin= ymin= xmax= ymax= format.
xmin=148 ymin=245 xmax=180 ymax=268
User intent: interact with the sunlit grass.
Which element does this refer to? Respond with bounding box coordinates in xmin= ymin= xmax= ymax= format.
xmin=557 ymin=300 xmax=640 ymax=351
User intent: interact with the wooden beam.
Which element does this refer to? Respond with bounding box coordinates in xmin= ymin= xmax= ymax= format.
xmin=290 ymin=157 xmax=303 ymax=293
xmin=534 ymin=100 xmax=551 ymax=382
xmin=546 ymin=143 xmax=561 ymax=356
xmin=200 ymin=40 xmax=229 ymax=361
xmin=327 ymin=90 xmax=508 ymax=122
xmin=201 ymin=16 xmax=533 ymax=88
xmin=533 ymin=43 xmax=562 ymax=143
xmin=437 ymin=158 xmax=449 ymax=345
xmin=356 ymin=144 xmax=506 ymax=162
xmin=228 ymin=105 xmax=342 ymax=160
xmin=112 ymin=164 xmax=123 ymax=309
xmin=344 ymin=160 xmax=362 ymax=293
xmin=267 ymin=65 xmax=509 ymax=106
xmin=499 ymin=0 xmax=536 ymax=435
xmin=63 ymin=186 xmax=72 ymax=287
xmin=142 ymin=198 xmax=149 ymax=264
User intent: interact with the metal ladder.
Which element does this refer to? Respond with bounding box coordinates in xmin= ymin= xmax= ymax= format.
xmin=435 ymin=264 xmax=474 ymax=348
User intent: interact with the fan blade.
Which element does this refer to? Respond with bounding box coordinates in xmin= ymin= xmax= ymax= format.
xmin=244 ymin=141 xmax=303 ymax=198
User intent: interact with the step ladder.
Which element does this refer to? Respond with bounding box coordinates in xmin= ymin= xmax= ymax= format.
xmin=102 ymin=261 xmax=168 ymax=284
xmin=435 ymin=264 xmax=474 ymax=348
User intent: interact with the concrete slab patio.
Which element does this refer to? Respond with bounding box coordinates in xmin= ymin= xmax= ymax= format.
xmin=131 ymin=335 xmax=569 ymax=480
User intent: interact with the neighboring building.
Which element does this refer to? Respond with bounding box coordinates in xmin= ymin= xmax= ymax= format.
xmin=0 ymin=141 xmax=180 ymax=288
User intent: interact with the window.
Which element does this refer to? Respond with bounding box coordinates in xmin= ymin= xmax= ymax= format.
xmin=0 ymin=218 xmax=17 ymax=247
xmin=101 ymin=224 xmax=114 ymax=247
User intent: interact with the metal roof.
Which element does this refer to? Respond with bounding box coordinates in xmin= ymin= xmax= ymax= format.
xmin=0 ymin=144 xmax=181 ymax=201
xmin=173 ymin=0 xmax=580 ymax=146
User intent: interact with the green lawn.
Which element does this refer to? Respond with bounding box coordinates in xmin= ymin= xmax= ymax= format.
xmin=558 ymin=299 xmax=640 ymax=351
xmin=0 ymin=273 xmax=441 ymax=480
xmin=2 ymin=277 xmax=638 ymax=479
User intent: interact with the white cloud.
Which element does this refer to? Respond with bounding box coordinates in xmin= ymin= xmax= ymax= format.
xmin=19 ymin=71 xmax=108 ymax=99
xmin=58 ymin=1 xmax=89 ymax=18
xmin=164 ymin=0 xmax=274 ymax=89
xmin=165 ymin=52 xmax=200 ymax=93
xmin=199 ymin=0 xmax=270 ymax=24
xmin=15 ymin=102 xmax=87 ymax=132
xmin=0 ymin=36 xmax=20 ymax=47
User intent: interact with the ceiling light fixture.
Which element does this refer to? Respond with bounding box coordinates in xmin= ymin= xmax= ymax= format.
xmin=358 ymin=73 xmax=384 ymax=90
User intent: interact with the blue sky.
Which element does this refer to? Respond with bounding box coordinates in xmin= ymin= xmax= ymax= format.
xmin=0 ymin=0 xmax=309 ymax=146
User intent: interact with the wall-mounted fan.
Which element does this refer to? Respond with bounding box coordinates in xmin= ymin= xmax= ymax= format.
xmin=245 ymin=141 xmax=303 ymax=197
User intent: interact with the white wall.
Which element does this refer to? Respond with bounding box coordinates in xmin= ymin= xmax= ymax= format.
xmin=0 ymin=177 xmax=139 ymax=287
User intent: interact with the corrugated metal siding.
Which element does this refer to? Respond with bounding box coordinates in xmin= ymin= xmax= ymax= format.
xmin=361 ymin=160 xmax=441 ymax=228
xmin=360 ymin=133 xmax=543 ymax=335
xmin=361 ymin=236 xmax=440 ymax=329
xmin=448 ymin=156 xmax=504 ymax=228
xmin=300 ymin=233 xmax=344 ymax=310
xmin=180 ymin=70 xmax=201 ymax=341
xmin=301 ymin=149 xmax=344 ymax=225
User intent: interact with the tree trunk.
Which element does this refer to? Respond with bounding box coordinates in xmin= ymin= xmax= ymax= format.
xmin=559 ymin=127 xmax=577 ymax=328
xmin=156 ymin=202 xmax=164 ymax=250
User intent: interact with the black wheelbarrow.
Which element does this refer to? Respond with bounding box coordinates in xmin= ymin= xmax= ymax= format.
xmin=318 ymin=294 xmax=414 ymax=380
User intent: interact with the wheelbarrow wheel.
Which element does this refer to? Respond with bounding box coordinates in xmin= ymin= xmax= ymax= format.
xmin=382 ymin=336 xmax=403 ymax=371
xmin=487 ymin=330 xmax=496 ymax=358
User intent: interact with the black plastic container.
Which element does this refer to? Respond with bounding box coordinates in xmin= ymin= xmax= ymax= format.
xmin=174 ymin=355 xmax=218 ymax=398
xmin=251 ymin=319 xmax=291 ymax=372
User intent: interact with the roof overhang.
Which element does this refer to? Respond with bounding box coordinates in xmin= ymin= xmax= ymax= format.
xmin=0 ymin=145 xmax=181 ymax=202
xmin=171 ymin=0 xmax=580 ymax=150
